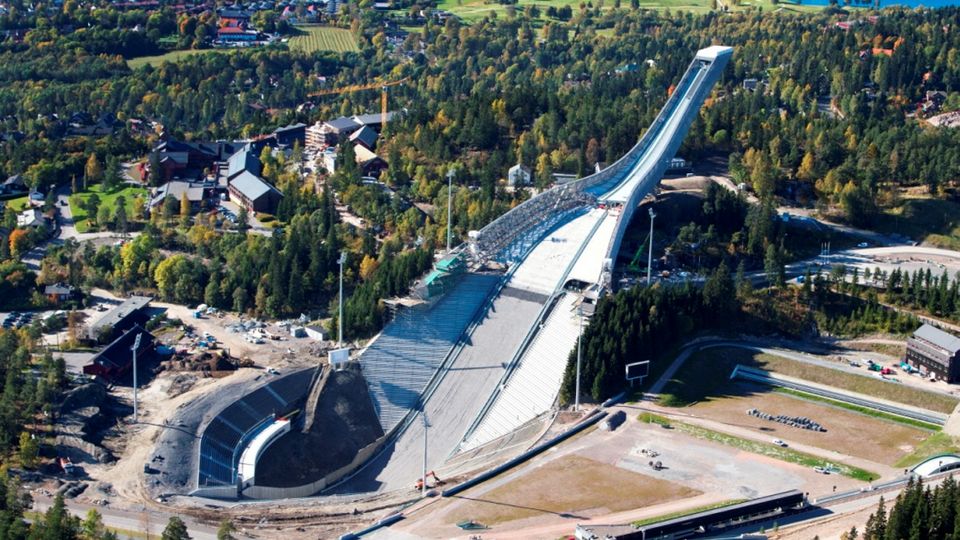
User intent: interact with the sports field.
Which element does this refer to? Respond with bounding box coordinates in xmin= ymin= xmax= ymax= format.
xmin=288 ymin=26 xmax=359 ymax=53
xmin=127 ymin=49 xmax=229 ymax=69
xmin=435 ymin=0 xmax=817 ymax=22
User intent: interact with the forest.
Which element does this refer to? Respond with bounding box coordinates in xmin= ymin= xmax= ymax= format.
xmin=846 ymin=477 xmax=960 ymax=540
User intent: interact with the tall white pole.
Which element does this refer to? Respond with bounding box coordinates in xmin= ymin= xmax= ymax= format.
xmin=338 ymin=251 xmax=346 ymax=348
xmin=421 ymin=411 xmax=428 ymax=497
xmin=446 ymin=169 xmax=455 ymax=254
xmin=575 ymin=307 xmax=582 ymax=412
xmin=131 ymin=333 xmax=142 ymax=423
xmin=647 ymin=208 xmax=656 ymax=285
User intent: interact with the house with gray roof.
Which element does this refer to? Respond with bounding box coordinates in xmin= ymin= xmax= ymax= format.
xmin=150 ymin=180 xmax=208 ymax=211
xmin=348 ymin=125 xmax=379 ymax=150
xmin=228 ymin=171 xmax=282 ymax=214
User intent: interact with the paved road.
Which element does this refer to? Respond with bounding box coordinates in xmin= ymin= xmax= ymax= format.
xmin=32 ymin=495 xmax=218 ymax=540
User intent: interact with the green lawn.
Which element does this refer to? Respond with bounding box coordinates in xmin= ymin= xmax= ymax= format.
xmin=774 ymin=387 xmax=941 ymax=431
xmin=127 ymin=49 xmax=230 ymax=69
xmin=894 ymin=432 xmax=960 ymax=469
xmin=659 ymin=347 xmax=960 ymax=414
xmin=436 ymin=0 xmax=820 ymax=22
xmin=68 ymin=184 xmax=147 ymax=234
xmin=6 ymin=196 xmax=30 ymax=212
xmin=288 ymin=26 xmax=359 ymax=53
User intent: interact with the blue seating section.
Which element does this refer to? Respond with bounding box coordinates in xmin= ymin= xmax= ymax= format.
xmin=360 ymin=272 xmax=502 ymax=433
xmin=198 ymin=370 xmax=314 ymax=487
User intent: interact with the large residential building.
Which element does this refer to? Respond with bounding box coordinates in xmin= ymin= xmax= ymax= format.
xmin=228 ymin=171 xmax=283 ymax=214
xmin=906 ymin=324 xmax=960 ymax=382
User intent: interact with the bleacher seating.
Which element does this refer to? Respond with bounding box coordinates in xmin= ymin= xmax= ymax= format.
xmin=462 ymin=293 xmax=581 ymax=450
xmin=360 ymin=272 xmax=501 ymax=433
xmin=197 ymin=369 xmax=314 ymax=487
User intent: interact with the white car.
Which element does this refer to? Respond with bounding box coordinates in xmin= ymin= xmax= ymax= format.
xmin=857 ymin=242 xmax=869 ymax=248
xmin=773 ymin=439 xmax=787 ymax=447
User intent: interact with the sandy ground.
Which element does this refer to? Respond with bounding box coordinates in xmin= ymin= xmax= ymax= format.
xmin=679 ymin=383 xmax=930 ymax=465
xmin=82 ymin=367 xmax=269 ymax=502
xmin=383 ymin=408 xmax=860 ymax=539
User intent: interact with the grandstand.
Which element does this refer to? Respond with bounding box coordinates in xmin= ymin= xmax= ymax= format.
xmin=197 ymin=368 xmax=314 ymax=489
xmin=460 ymin=292 xmax=581 ymax=450
xmin=359 ymin=272 xmax=502 ymax=433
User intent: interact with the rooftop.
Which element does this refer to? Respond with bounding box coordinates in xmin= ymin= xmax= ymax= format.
xmin=914 ymin=324 xmax=960 ymax=354
xmin=230 ymin=171 xmax=279 ymax=202
xmin=89 ymin=295 xmax=152 ymax=336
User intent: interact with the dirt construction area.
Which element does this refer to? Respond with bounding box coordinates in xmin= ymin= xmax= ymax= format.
xmin=446 ymin=454 xmax=699 ymax=526
xmin=382 ymin=410 xmax=856 ymax=539
xmin=682 ymin=382 xmax=932 ymax=465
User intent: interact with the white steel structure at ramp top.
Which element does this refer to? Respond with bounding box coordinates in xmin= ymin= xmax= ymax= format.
xmin=345 ymin=46 xmax=731 ymax=493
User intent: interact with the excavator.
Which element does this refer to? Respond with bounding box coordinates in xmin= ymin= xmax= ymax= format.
xmin=414 ymin=470 xmax=443 ymax=491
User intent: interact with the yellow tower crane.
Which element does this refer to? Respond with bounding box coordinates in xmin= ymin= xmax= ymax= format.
xmin=308 ymin=77 xmax=409 ymax=126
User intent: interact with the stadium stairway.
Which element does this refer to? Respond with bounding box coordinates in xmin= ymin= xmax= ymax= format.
xmin=359 ymin=272 xmax=502 ymax=433
xmin=460 ymin=292 xmax=581 ymax=450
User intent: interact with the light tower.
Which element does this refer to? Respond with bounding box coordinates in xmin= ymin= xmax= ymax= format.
xmin=446 ymin=169 xmax=455 ymax=254
xmin=575 ymin=305 xmax=583 ymax=412
xmin=647 ymin=207 xmax=657 ymax=285
xmin=131 ymin=332 xmax=142 ymax=423
xmin=337 ymin=251 xmax=347 ymax=348
xmin=421 ymin=411 xmax=430 ymax=497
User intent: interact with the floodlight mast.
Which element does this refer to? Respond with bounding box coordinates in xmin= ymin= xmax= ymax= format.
xmin=575 ymin=305 xmax=583 ymax=412
xmin=647 ymin=208 xmax=656 ymax=285
xmin=446 ymin=169 xmax=455 ymax=254
xmin=131 ymin=332 xmax=142 ymax=423
xmin=421 ymin=411 xmax=429 ymax=497
xmin=338 ymin=251 xmax=347 ymax=348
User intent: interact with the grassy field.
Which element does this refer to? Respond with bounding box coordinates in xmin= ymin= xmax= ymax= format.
xmin=449 ymin=454 xmax=699 ymax=525
xmin=638 ymin=413 xmax=879 ymax=481
xmin=659 ymin=347 xmax=959 ymax=414
xmin=676 ymin=420 xmax=880 ymax=481
xmin=775 ymin=387 xmax=941 ymax=431
xmin=433 ymin=0 xmax=819 ymax=22
xmin=288 ymin=26 xmax=359 ymax=53
xmin=127 ymin=49 xmax=229 ymax=69
xmin=6 ymin=196 xmax=30 ymax=212
xmin=68 ymin=184 xmax=147 ymax=234
xmin=894 ymin=432 xmax=960 ymax=469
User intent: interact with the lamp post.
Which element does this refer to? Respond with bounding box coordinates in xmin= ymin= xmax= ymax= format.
xmin=338 ymin=251 xmax=347 ymax=348
xmin=647 ymin=208 xmax=657 ymax=285
xmin=131 ymin=333 xmax=142 ymax=423
xmin=421 ymin=411 xmax=429 ymax=497
xmin=446 ymin=169 xmax=455 ymax=254
xmin=575 ymin=306 xmax=583 ymax=412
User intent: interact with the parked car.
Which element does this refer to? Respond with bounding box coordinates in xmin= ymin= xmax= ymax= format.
xmin=773 ymin=439 xmax=787 ymax=447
